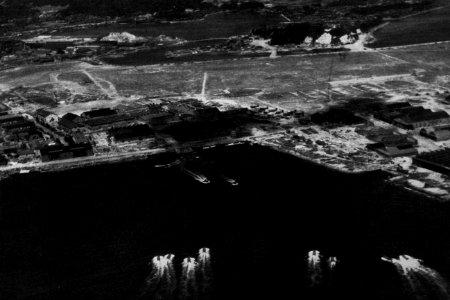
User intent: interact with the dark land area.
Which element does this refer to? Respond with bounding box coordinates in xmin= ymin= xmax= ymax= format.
xmin=58 ymin=12 xmax=283 ymax=41
xmin=369 ymin=4 xmax=450 ymax=48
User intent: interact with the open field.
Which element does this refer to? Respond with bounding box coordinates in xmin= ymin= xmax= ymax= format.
xmin=1 ymin=42 xmax=450 ymax=117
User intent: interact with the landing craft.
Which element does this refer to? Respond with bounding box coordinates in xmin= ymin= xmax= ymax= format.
xmin=219 ymin=172 xmax=239 ymax=186
xmin=199 ymin=247 xmax=210 ymax=254
xmin=185 ymin=257 xmax=196 ymax=264
xmin=154 ymin=160 xmax=180 ymax=168
xmin=327 ymin=256 xmax=338 ymax=269
xmin=307 ymin=250 xmax=321 ymax=263
xmin=395 ymin=255 xmax=423 ymax=271
xmin=226 ymin=177 xmax=239 ymax=186
xmin=307 ymin=250 xmax=321 ymax=264
xmin=165 ymin=254 xmax=175 ymax=260
xmin=226 ymin=141 xmax=245 ymax=147
xmin=183 ymin=168 xmax=210 ymax=184
xmin=381 ymin=256 xmax=392 ymax=263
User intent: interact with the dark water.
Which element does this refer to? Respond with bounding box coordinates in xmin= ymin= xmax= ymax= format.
xmin=1 ymin=144 xmax=450 ymax=300
xmin=57 ymin=12 xmax=282 ymax=41
xmin=369 ymin=5 xmax=450 ymax=48
xmin=101 ymin=39 xmax=270 ymax=66
xmin=101 ymin=42 xmax=340 ymax=66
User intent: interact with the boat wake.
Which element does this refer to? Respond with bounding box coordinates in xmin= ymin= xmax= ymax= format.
xmin=145 ymin=254 xmax=177 ymax=299
xmin=218 ymin=172 xmax=238 ymax=186
xmin=382 ymin=255 xmax=450 ymax=300
xmin=182 ymin=168 xmax=210 ymax=184
xmin=145 ymin=248 xmax=213 ymax=300
xmin=306 ymin=250 xmax=339 ymax=288
xmin=307 ymin=250 xmax=323 ymax=287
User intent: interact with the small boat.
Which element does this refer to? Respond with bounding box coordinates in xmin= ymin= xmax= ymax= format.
xmin=219 ymin=173 xmax=239 ymax=186
xmin=154 ymin=159 xmax=181 ymax=168
xmin=327 ymin=257 xmax=338 ymax=269
xmin=225 ymin=177 xmax=239 ymax=186
xmin=183 ymin=168 xmax=210 ymax=184
xmin=381 ymin=256 xmax=392 ymax=263
xmin=226 ymin=141 xmax=245 ymax=147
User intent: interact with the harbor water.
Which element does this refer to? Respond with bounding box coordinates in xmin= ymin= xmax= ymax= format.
xmin=0 ymin=144 xmax=449 ymax=300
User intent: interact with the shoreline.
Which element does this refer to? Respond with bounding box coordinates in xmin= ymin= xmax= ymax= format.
xmin=1 ymin=138 xmax=444 ymax=203
xmin=0 ymin=148 xmax=166 ymax=181
xmin=0 ymin=137 xmax=387 ymax=181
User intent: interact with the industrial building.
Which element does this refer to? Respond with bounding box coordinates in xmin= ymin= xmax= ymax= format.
xmin=59 ymin=113 xmax=81 ymax=131
xmin=367 ymin=141 xmax=418 ymax=157
xmin=414 ymin=149 xmax=450 ymax=176
xmin=420 ymin=126 xmax=450 ymax=141
xmin=394 ymin=109 xmax=450 ymax=130
xmin=108 ymin=124 xmax=154 ymax=143
xmin=35 ymin=109 xmax=59 ymax=126
xmin=311 ymin=108 xmax=366 ymax=126
xmin=40 ymin=143 xmax=93 ymax=162
xmin=0 ymin=114 xmax=24 ymax=125
xmin=375 ymin=103 xmax=450 ymax=130
xmin=363 ymin=128 xmax=418 ymax=157
xmin=0 ymin=114 xmax=42 ymax=142
xmin=81 ymin=108 xmax=117 ymax=119
xmin=0 ymin=103 xmax=10 ymax=115
xmin=0 ymin=154 xmax=7 ymax=166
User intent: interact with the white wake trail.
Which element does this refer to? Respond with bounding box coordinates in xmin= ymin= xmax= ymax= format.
xmin=146 ymin=254 xmax=176 ymax=299
xmin=382 ymin=255 xmax=450 ymax=300
xmin=180 ymin=257 xmax=198 ymax=300
xmin=198 ymin=247 xmax=213 ymax=299
xmin=307 ymin=250 xmax=323 ymax=287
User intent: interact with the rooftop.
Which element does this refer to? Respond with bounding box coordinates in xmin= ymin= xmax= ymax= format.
xmin=35 ymin=108 xmax=55 ymax=118
xmin=396 ymin=108 xmax=450 ymax=124
xmin=81 ymin=108 xmax=117 ymax=119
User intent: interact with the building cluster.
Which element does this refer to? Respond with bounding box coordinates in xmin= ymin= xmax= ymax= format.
xmin=357 ymin=102 xmax=450 ymax=178
xmin=374 ymin=102 xmax=450 ymax=130
xmin=249 ymin=103 xmax=304 ymax=120
xmin=0 ymin=105 xmax=93 ymax=165
xmin=362 ymin=127 xmax=418 ymax=157
xmin=276 ymin=99 xmax=450 ymax=180
xmin=0 ymin=97 xmax=259 ymax=167
xmin=291 ymin=106 xmax=420 ymax=157
xmin=0 ymin=107 xmax=47 ymax=165
xmin=356 ymin=102 xmax=450 ymax=158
